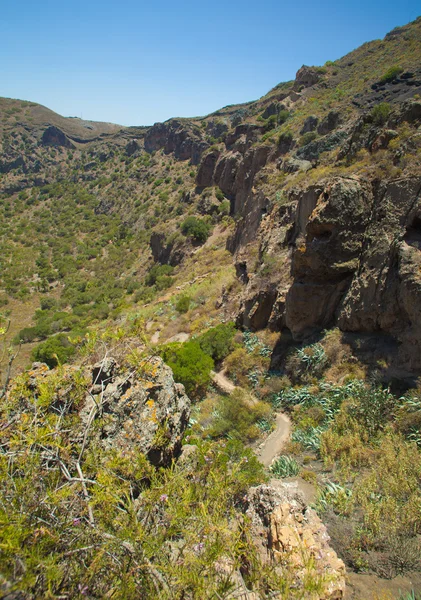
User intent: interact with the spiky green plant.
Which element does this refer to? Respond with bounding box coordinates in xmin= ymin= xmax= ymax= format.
xmin=270 ymin=455 xmax=300 ymax=478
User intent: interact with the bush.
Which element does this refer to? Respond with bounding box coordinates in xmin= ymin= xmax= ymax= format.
xmin=196 ymin=322 xmax=236 ymax=362
xmin=299 ymin=131 xmax=318 ymax=147
xmin=206 ymin=388 xmax=272 ymax=442
xmin=278 ymin=109 xmax=289 ymax=124
xmin=379 ymin=65 xmax=403 ymax=84
xmin=219 ymin=199 xmax=230 ymax=216
xmin=175 ymin=295 xmax=191 ymax=314
xmin=160 ymin=341 xmax=214 ymax=399
xmin=278 ymin=131 xmax=293 ymax=148
xmin=181 ymin=216 xmax=211 ymax=243
xmin=215 ymin=187 xmax=225 ymax=201
xmin=32 ymin=334 xmax=75 ymax=368
xmin=285 ymin=343 xmax=328 ymax=383
xmin=40 ymin=297 xmax=58 ymax=311
xmin=145 ymin=264 xmax=174 ymax=289
xmin=370 ymin=102 xmax=392 ymax=126
xmin=224 ymin=347 xmax=257 ymax=387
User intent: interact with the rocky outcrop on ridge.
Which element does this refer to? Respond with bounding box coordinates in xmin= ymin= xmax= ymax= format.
xmin=23 ymin=357 xmax=191 ymax=468
xmin=245 ymin=481 xmax=346 ymax=599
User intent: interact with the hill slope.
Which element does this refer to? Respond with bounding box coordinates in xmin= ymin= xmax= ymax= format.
xmin=1 ymin=18 xmax=421 ymax=599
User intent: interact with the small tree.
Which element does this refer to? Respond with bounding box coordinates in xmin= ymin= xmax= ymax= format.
xmin=181 ymin=217 xmax=211 ymax=244
xmin=160 ymin=341 xmax=214 ymax=399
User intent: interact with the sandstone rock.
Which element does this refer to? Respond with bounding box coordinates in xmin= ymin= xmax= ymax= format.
xmin=245 ymin=482 xmax=346 ymax=599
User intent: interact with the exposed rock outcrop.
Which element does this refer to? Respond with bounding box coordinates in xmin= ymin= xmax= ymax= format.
xmin=84 ymin=356 xmax=190 ymax=466
xmin=293 ymin=65 xmax=321 ymax=90
xmin=41 ymin=125 xmax=74 ymax=148
xmin=237 ymin=173 xmax=421 ymax=372
xmin=245 ymin=482 xmax=346 ymax=599
xmin=144 ymin=119 xmax=208 ymax=164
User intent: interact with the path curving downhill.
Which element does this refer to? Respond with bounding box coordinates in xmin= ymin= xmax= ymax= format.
xmin=211 ymin=370 xmax=291 ymax=467
xmin=256 ymin=412 xmax=291 ymax=468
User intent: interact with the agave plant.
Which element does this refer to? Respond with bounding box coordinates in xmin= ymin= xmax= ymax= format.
xmin=292 ymin=426 xmax=324 ymax=452
xmin=256 ymin=417 xmax=273 ymax=434
xmin=270 ymin=455 xmax=300 ymax=478
xmin=314 ymin=481 xmax=352 ymax=515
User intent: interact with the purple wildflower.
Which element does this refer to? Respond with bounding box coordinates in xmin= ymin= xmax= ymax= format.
xmin=160 ymin=494 xmax=168 ymax=502
xmin=193 ymin=542 xmax=205 ymax=554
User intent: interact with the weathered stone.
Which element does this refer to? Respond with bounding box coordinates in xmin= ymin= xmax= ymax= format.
xmin=245 ymin=482 xmax=346 ymax=599
xmin=196 ymin=149 xmax=220 ymax=188
xmin=300 ymin=115 xmax=319 ymax=134
xmin=125 ymin=139 xmax=140 ymax=156
xmin=317 ymin=111 xmax=341 ymax=135
xmin=83 ymin=357 xmax=191 ymax=467
xmin=294 ymin=65 xmax=321 ymax=90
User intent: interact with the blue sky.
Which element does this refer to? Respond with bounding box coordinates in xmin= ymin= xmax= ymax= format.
xmin=1 ymin=0 xmax=419 ymax=126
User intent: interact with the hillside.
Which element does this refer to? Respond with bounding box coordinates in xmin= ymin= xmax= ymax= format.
xmin=1 ymin=16 xmax=421 ymax=600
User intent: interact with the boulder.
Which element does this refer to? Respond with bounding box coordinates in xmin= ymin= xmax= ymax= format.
xmin=293 ymin=65 xmax=321 ymax=90
xmin=82 ymin=356 xmax=191 ymax=466
xmin=245 ymin=482 xmax=346 ymax=599
xmin=300 ymin=115 xmax=319 ymax=134
xmin=317 ymin=111 xmax=341 ymax=135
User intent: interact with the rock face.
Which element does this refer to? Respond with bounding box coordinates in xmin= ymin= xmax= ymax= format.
xmin=236 ymin=172 xmax=421 ymax=372
xmin=144 ymin=119 xmax=208 ymax=165
xmin=149 ymin=231 xmax=186 ymax=266
xmin=293 ymin=65 xmax=321 ymax=90
xmin=41 ymin=125 xmax=74 ymax=148
xmin=245 ymin=482 xmax=346 ymax=599
xmin=84 ymin=356 xmax=191 ymax=466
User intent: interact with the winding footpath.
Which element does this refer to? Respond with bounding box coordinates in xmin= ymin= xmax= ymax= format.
xmin=211 ymin=370 xmax=291 ymax=466
xmin=256 ymin=412 xmax=291 ymax=467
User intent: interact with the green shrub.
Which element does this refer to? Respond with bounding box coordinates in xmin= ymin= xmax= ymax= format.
xmin=40 ymin=297 xmax=58 ymax=311
xmin=215 ymin=187 xmax=225 ymax=201
xmin=299 ymin=131 xmax=318 ymax=147
xmin=175 ymin=295 xmax=191 ymax=314
xmin=145 ymin=264 xmax=174 ymax=288
xmin=196 ymin=322 xmax=236 ymax=362
xmin=379 ymin=65 xmax=403 ymax=84
xmin=160 ymin=341 xmax=214 ymax=399
xmin=181 ymin=216 xmax=211 ymax=243
xmin=219 ymin=199 xmax=230 ymax=216
xmin=277 ymin=131 xmax=293 ymax=148
xmin=285 ymin=343 xmax=328 ymax=383
xmin=278 ymin=109 xmax=289 ymax=124
xmin=370 ymin=102 xmax=392 ymax=126
xmin=32 ymin=334 xmax=75 ymax=367
xmin=206 ymin=388 xmax=272 ymax=442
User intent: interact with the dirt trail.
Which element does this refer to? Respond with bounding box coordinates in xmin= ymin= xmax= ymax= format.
xmin=257 ymin=412 xmax=291 ymax=468
xmin=211 ymin=370 xmax=291 ymax=466
xmin=211 ymin=369 xmax=236 ymax=394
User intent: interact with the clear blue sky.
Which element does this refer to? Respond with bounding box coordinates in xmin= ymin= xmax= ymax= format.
xmin=1 ymin=0 xmax=419 ymax=126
